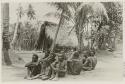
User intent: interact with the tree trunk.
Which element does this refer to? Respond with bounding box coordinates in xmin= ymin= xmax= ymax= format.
xmin=75 ymin=26 xmax=80 ymax=51
xmin=79 ymin=33 xmax=83 ymax=52
xmin=77 ymin=19 xmax=85 ymax=52
xmin=10 ymin=14 xmax=20 ymax=49
xmin=50 ymin=10 xmax=64 ymax=53
xmin=2 ymin=3 xmax=12 ymax=65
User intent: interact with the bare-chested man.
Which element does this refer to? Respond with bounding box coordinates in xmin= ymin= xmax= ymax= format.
xmin=82 ymin=50 xmax=97 ymax=71
xmin=49 ymin=54 xmax=67 ymax=80
xmin=90 ymin=50 xmax=97 ymax=70
xmin=82 ymin=52 xmax=93 ymax=71
xmin=25 ymin=54 xmax=41 ymax=80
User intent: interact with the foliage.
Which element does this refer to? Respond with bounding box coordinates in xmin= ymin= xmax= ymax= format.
xmin=10 ymin=2 xmax=123 ymax=51
xmin=73 ymin=2 xmax=109 ymax=51
xmin=26 ymin=4 xmax=36 ymax=20
xmin=9 ymin=22 xmax=39 ymax=50
xmin=16 ymin=4 xmax=25 ymax=20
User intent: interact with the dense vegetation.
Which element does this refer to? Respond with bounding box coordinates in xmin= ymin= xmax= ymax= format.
xmin=2 ymin=2 xmax=123 ymax=65
xmin=8 ymin=2 xmax=122 ymax=52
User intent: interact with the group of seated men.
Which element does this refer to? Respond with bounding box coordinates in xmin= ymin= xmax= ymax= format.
xmin=24 ymin=50 xmax=97 ymax=80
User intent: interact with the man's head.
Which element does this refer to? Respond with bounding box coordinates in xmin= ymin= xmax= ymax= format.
xmin=90 ymin=50 xmax=95 ymax=57
xmin=73 ymin=51 xmax=79 ymax=59
xmin=83 ymin=51 xmax=89 ymax=58
xmin=58 ymin=54 xmax=65 ymax=61
xmin=32 ymin=53 xmax=38 ymax=62
xmin=45 ymin=50 xmax=50 ymax=56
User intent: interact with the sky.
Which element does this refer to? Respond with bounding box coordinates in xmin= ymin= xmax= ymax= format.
xmin=9 ymin=3 xmax=59 ymax=24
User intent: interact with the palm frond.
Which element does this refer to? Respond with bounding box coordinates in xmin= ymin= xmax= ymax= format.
xmin=48 ymin=2 xmax=72 ymax=19
xmin=27 ymin=4 xmax=36 ymax=20
xmin=16 ymin=4 xmax=24 ymax=19
xmin=76 ymin=2 xmax=109 ymax=22
xmin=44 ymin=11 xmax=71 ymax=23
xmin=44 ymin=12 xmax=61 ymax=19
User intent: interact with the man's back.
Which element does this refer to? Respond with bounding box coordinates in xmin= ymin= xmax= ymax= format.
xmin=72 ymin=59 xmax=82 ymax=75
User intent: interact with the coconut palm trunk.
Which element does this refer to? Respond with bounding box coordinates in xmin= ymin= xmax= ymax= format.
xmin=2 ymin=3 xmax=12 ymax=65
xmin=78 ymin=29 xmax=83 ymax=52
xmin=76 ymin=16 xmax=84 ymax=52
xmin=50 ymin=10 xmax=64 ymax=53
xmin=10 ymin=17 xmax=20 ymax=49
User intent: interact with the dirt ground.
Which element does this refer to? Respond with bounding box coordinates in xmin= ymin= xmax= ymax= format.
xmin=2 ymin=43 xmax=123 ymax=82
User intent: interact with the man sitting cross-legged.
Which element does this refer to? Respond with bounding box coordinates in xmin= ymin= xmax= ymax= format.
xmin=82 ymin=52 xmax=93 ymax=71
xmin=39 ymin=50 xmax=50 ymax=76
xmin=81 ymin=51 xmax=89 ymax=64
xmin=34 ymin=51 xmax=56 ymax=79
xmin=24 ymin=54 xmax=41 ymax=80
xmin=28 ymin=52 xmax=57 ymax=80
xmin=90 ymin=50 xmax=97 ymax=70
xmin=67 ymin=51 xmax=83 ymax=75
xmin=49 ymin=54 xmax=67 ymax=81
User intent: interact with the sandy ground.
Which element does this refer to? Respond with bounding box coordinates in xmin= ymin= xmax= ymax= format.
xmin=2 ymin=43 xmax=123 ymax=82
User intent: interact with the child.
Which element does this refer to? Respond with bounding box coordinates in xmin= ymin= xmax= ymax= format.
xmin=25 ymin=54 xmax=41 ymax=80
xmin=49 ymin=54 xmax=67 ymax=80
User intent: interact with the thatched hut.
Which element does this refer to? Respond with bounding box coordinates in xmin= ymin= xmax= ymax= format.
xmin=35 ymin=21 xmax=78 ymax=52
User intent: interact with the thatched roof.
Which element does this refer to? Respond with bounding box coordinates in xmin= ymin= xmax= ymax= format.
xmin=42 ymin=22 xmax=78 ymax=47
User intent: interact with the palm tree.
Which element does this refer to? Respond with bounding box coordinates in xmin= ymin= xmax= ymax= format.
xmin=10 ymin=3 xmax=24 ymax=49
xmin=74 ymin=2 xmax=109 ymax=51
xmin=102 ymin=2 xmax=122 ymax=50
xmin=26 ymin=4 xmax=36 ymax=20
xmin=48 ymin=3 xmax=72 ymax=53
xmin=2 ymin=3 xmax=12 ymax=65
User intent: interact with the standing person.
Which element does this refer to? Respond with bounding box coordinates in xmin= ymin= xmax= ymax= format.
xmin=24 ymin=54 xmax=41 ymax=80
xmin=49 ymin=54 xmax=67 ymax=81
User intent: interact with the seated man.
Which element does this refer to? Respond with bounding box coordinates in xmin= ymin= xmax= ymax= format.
xmin=39 ymin=52 xmax=56 ymax=79
xmin=67 ymin=51 xmax=82 ymax=75
xmin=82 ymin=52 xmax=93 ymax=71
xmin=81 ymin=51 xmax=89 ymax=64
xmin=25 ymin=54 xmax=41 ymax=79
xmin=39 ymin=50 xmax=50 ymax=75
xmin=90 ymin=50 xmax=97 ymax=70
xmin=49 ymin=54 xmax=67 ymax=80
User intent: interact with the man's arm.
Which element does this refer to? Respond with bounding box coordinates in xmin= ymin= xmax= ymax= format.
xmin=83 ymin=58 xmax=89 ymax=66
xmin=51 ymin=61 xmax=59 ymax=71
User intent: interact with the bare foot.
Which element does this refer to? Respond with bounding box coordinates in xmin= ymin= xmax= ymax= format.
xmin=49 ymin=75 xmax=55 ymax=80
xmin=24 ymin=76 xmax=27 ymax=79
xmin=26 ymin=77 xmax=32 ymax=80
xmin=51 ymin=77 xmax=59 ymax=81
